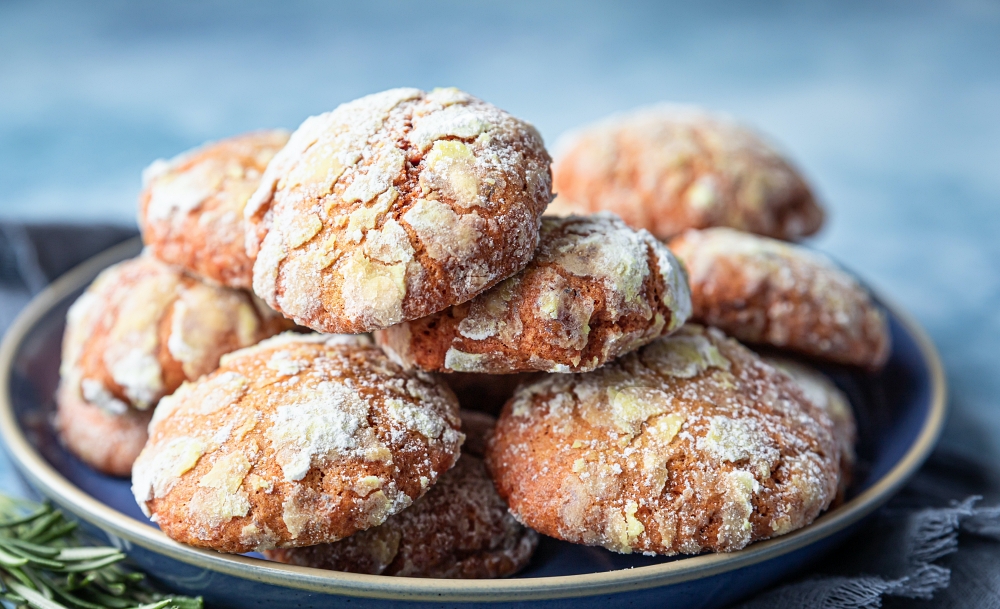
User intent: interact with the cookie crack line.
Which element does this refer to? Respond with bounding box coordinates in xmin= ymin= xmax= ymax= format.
xmin=247 ymin=87 xmax=551 ymax=334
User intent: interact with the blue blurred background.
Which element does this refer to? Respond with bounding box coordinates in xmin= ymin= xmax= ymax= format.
xmin=1 ymin=0 xmax=999 ymax=462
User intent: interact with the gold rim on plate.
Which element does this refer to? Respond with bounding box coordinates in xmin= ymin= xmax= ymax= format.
xmin=0 ymin=237 xmax=947 ymax=602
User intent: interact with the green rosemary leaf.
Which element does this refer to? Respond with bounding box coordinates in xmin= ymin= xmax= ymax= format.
xmin=64 ymin=572 xmax=97 ymax=591
xmin=2 ymin=537 xmax=64 ymax=559
xmin=101 ymin=582 xmax=126 ymax=596
xmin=60 ymin=555 xmax=127 ymax=573
xmin=32 ymin=521 xmax=78 ymax=545
xmin=165 ymin=598 xmax=204 ymax=609
xmin=131 ymin=600 xmax=176 ymax=609
xmin=21 ymin=565 xmax=56 ymax=599
xmin=0 ymin=494 xmax=202 ymax=609
xmin=5 ymin=563 xmax=37 ymax=588
xmin=1 ymin=591 xmax=28 ymax=603
xmin=55 ymin=549 xmax=121 ymax=562
xmin=0 ymin=544 xmax=65 ymax=569
xmin=0 ymin=545 xmax=29 ymax=567
xmin=40 ymin=574 xmax=114 ymax=609
xmin=7 ymin=580 xmax=70 ymax=609
xmin=0 ymin=506 xmax=51 ymax=529
xmin=21 ymin=511 xmax=63 ymax=541
xmin=81 ymin=590 xmax=138 ymax=608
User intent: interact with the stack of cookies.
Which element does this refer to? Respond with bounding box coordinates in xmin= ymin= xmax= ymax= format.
xmin=56 ymin=88 xmax=890 ymax=577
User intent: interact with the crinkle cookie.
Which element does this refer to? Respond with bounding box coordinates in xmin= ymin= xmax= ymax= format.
xmin=245 ymin=87 xmax=552 ymax=333
xmin=668 ymin=228 xmax=890 ymax=368
xmin=139 ymin=130 xmax=290 ymax=288
xmin=487 ymin=325 xmax=841 ymax=556
xmin=764 ymin=357 xmax=856 ymax=500
xmin=551 ymin=105 xmax=823 ymax=241
xmin=58 ymin=254 xmax=291 ymax=416
xmin=131 ymin=333 xmax=464 ymax=554
xmin=264 ymin=442 xmax=537 ymax=578
xmin=54 ymin=383 xmax=153 ymax=477
xmin=375 ymin=214 xmax=691 ymax=374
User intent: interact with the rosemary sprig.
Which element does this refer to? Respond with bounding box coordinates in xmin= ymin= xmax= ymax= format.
xmin=0 ymin=494 xmax=202 ymax=609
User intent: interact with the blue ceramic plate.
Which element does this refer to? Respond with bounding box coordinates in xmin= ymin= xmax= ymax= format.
xmin=0 ymin=238 xmax=946 ymax=609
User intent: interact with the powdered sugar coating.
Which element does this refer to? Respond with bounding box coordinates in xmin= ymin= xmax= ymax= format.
xmin=669 ymin=228 xmax=890 ymax=368
xmin=487 ymin=325 xmax=841 ymax=555
xmin=131 ymin=333 xmax=464 ymax=554
xmin=764 ymin=356 xmax=856 ymax=500
xmin=245 ymin=87 xmax=552 ymax=333
xmin=54 ymin=382 xmax=153 ymax=477
xmin=551 ymin=105 xmax=823 ymax=241
xmin=58 ymin=254 xmax=292 ymax=417
xmin=375 ymin=214 xmax=691 ymax=374
xmin=264 ymin=453 xmax=537 ymax=578
xmin=140 ymin=130 xmax=290 ymax=288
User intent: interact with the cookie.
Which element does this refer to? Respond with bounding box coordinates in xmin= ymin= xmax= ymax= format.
xmin=58 ymin=254 xmax=291 ymax=414
xmin=139 ymin=130 xmax=290 ymax=288
xmin=668 ymin=228 xmax=890 ymax=368
xmin=266 ymin=408 xmax=528 ymax=577
xmin=375 ymin=214 xmax=692 ymax=374
xmin=551 ymin=105 xmax=823 ymax=241
xmin=131 ymin=333 xmax=464 ymax=553
xmin=245 ymin=87 xmax=552 ymax=333
xmin=487 ymin=324 xmax=841 ymax=555
xmin=764 ymin=357 xmax=856 ymax=499
xmin=264 ymin=450 xmax=537 ymax=578
xmin=54 ymin=383 xmax=153 ymax=477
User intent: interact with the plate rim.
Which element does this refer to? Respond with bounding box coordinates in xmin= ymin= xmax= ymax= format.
xmin=0 ymin=236 xmax=948 ymax=602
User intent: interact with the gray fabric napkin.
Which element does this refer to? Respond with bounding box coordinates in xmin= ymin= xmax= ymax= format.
xmin=1 ymin=222 xmax=998 ymax=609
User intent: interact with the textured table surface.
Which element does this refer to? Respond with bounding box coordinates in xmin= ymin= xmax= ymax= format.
xmin=1 ymin=2 xmax=999 ymax=599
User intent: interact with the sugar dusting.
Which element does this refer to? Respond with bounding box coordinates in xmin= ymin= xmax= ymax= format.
xmin=376 ymin=213 xmax=692 ymax=373
xmin=264 ymin=454 xmax=538 ymax=578
xmin=245 ymin=87 xmax=551 ymax=333
xmin=670 ymin=227 xmax=889 ymax=367
xmin=551 ymin=104 xmax=822 ymax=241
xmin=130 ymin=333 xmax=463 ymax=552
xmin=489 ymin=324 xmax=840 ymax=556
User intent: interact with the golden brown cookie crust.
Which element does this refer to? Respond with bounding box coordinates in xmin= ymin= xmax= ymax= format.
xmin=54 ymin=383 xmax=153 ymax=477
xmin=139 ymin=130 xmax=290 ymax=288
xmin=764 ymin=357 xmax=856 ymax=500
xmin=264 ymin=453 xmax=536 ymax=578
xmin=669 ymin=228 xmax=890 ymax=368
xmin=487 ymin=325 xmax=841 ymax=556
xmin=245 ymin=87 xmax=553 ymax=333
xmin=59 ymin=254 xmax=292 ymax=414
xmin=375 ymin=214 xmax=691 ymax=374
xmin=551 ymin=105 xmax=823 ymax=241
xmin=131 ymin=333 xmax=464 ymax=554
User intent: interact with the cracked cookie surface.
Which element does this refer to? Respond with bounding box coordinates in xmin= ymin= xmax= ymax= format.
xmin=131 ymin=333 xmax=464 ymax=554
xmin=764 ymin=356 xmax=856 ymax=501
xmin=246 ymin=88 xmax=552 ymax=333
xmin=375 ymin=214 xmax=691 ymax=374
xmin=58 ymin=254 xmax=291 ymax=416
xmin=551 ymin=105 xmax=823 ymax=241
xmin=265 ymin=412 xmax=536 ymax=578
xmin=139 ymin=130 xmax=290 ymax=288
xmin=486 ymin=325 xmax=841 ymax=556
xmin=669 ymin=228 xmax=890 ymax=368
